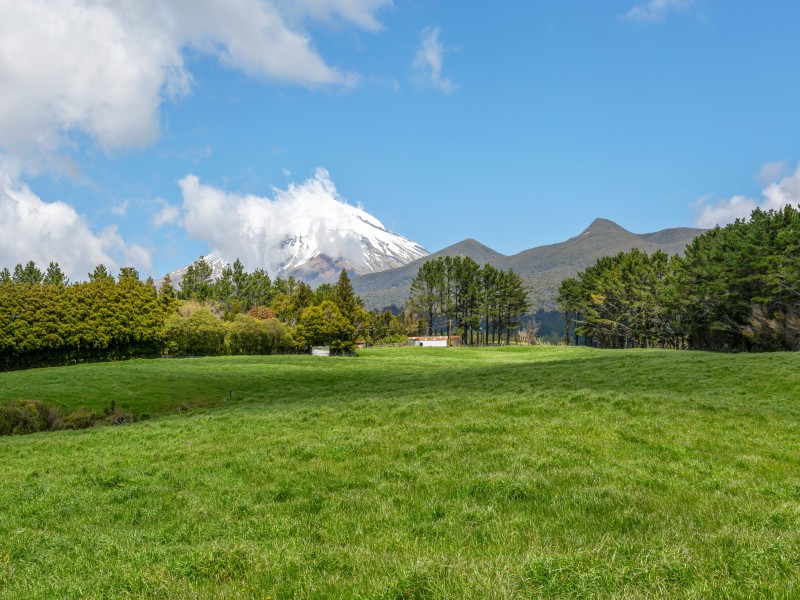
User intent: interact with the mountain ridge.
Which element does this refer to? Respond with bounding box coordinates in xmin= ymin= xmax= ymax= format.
xmin=164 ymin=217 xmax=705 ymax=314
xmin=352 ymin=218 xmax=706 ymax=312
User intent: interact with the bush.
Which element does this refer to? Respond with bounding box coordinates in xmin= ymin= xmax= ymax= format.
xmin=164 ymin=308 xmax=226 ymax=356
xmin=0 ymin=399 xmax=136 ymax=435
xmin=63 ymin=407 xmax=97 ymax=430
xmin=103 ymin=408 xmax=135 ymax=426
xmin=247 ymin=305 xmax=275 ymax=320
xmin=225 ymin=314 xmax=293 ymax=355
xmin=0 ymin=400 xmax=61 ymax=435
xmin=102 ymin=400 xmax=135 ymax=425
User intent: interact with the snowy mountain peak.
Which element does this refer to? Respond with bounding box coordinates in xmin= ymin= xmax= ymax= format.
xmin=165 ymin=253 xmax=229 ymax=290
xmin=167 ymin=169 xmax=429 ymax=287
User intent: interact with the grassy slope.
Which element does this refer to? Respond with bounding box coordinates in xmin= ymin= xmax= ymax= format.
xmin=1 ymin=347 xmax=799 ymax=598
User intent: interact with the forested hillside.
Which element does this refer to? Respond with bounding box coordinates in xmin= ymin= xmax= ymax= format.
xmin=559 ymin=206 xmax=800 ymax=351
xmin=352 ymin=219 xmax=704 ymax=312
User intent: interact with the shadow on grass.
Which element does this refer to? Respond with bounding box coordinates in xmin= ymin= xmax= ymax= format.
xmin=1 ymin=348 xmax=798 ymax=422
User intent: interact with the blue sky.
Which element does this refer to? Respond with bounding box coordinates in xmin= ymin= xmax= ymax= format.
xmin=1 ymin=0 xmax=799 ymax=280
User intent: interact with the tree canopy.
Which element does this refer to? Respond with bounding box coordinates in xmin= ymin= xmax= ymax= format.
xmin=558 ymin=205 xmax=800 ymax=351
xmin=406 ymin=256 xmax=530 ymax=345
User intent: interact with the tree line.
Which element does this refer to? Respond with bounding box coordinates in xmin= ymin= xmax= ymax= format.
xmin=558 ymin=206 xmax=800 ymax=351
xmin=406 ymin=256 xmax=530 ymax=345
xmin=0 ymin=266 xmax=168 ymax=370
xmin=169 ymin=257 xmax=417 ymax=351
xmin=0 ymin=256 xmax=421 ymax=370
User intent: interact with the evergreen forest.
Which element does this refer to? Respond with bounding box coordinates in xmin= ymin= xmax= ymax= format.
xmin=405 ymin=256 xmax=530 ymax=345
xmin=558 ymin=206 xmax=800 ymax=351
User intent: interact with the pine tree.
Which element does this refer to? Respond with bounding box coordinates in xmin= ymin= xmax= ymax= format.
xmin=179 ymin=256 xmax=213 ymax=301
xmin=243 ymin=268 xmax=272 ymax=309
xmin=333 ymin=269 xmax=357 ymax=325
xmin=502 ymin=269 xmax=529 ymax=344
xmin=213 ymin=265 xmax=235 ymax=309
xmin=43 ymin=262 xmax=68 ymax=286
xmin=293 ymin=282 xmax=316 ymax=314
xmin=118 ymin=267 xmax=140 ymax=282
xmin=88 ymin=264 xmax=114 ymax=282
xmin=13 ymin=261 xmax=43 ymax=285
xmin=408 ymin=260 xmax=441 ymax=335
xmin=314 ymin=283 xmax=336 ymax=305
xmin=158 ymin=274 xmax=178 ymax=314
xmin=231 ymin=259 xmax=250 ymax=300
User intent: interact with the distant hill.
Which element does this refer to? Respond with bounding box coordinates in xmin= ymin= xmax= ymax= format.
xmin=352 ymin=218 xmax=705 ymax=312
xmin=350 ymin=238 xmax=503 ymax=312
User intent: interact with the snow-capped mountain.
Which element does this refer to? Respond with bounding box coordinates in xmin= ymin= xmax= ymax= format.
xmin=165 ymin=168 xmax=430 ymax=288
xmin=272 ymin=210 xmax=430 ymax=278
xmin=163 ymin=253 xmax=230 ymax=290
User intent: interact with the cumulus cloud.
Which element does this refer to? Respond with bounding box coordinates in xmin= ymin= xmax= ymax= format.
xmin=757 ymin=160 xmax=787 ymax=187
xmin=694 ymin=163 xmax=800 ymax=228
xmin=110 ymin=200 xmax=130 ymax=217
xmin=0 ymin=1 xmax=389 ymax=278
xmin=152 ymin=199 xmax=181 ymax=228
xmin=275 ymin=0 xmax=392 ymax=31
xmin=0 ymin=1 xmax=396 ymax=280
xmin=179 ymin=168 xmax=382 ymax=275
xmin=0 ymin=170 xmax=151 ymax=280
xmin=0 ymin=0 xmax=389 ymax=162
xmin=412 ymin=26 xmax=457 ymax=94
xmin=625 ymin=0 xmax=696 ymax=22
xmin=0 ymin=0 xmax=184 ymax=159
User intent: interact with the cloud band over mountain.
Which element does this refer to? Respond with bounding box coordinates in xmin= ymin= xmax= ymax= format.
xmin=177 ymin=168 xmax=427 ymax=277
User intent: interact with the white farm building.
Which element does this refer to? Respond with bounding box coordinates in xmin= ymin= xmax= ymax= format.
xmin=408 ymin=336 xmax=449 ymax=348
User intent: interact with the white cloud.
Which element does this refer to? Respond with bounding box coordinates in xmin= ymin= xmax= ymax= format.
xmin=625 ymin=0 xmax=696 ymax=22
xmin=111 ymin=200 xmax=130 ymax=217
xmin=412 ymin=26 xmax=457 ymax=94
xmin=694 ymin=195 xmax=758 ymax=229
xmin=0 ymin=1 xmax=389 ymax=279
xmin=176 ymin=0 xmax=355 ymax=85
xmin=0 ymin=0 xmax=183 ymax=159
xmin=178 ymin=168 xmax=379 ymax=275
xmin=0 ymin=0 xmax=388 ymax=162
xmin=0 ymin=169 xmax=151 ymax=279
xmin=757 ymin=160 xmax=787 ymax=187
xmin=152 ymin=199 xmax=181 ymax=228
xmin=694 ymin=163 xmax=800 ymax=228
xmin=275 ymin=0 xmax=392 ymax=31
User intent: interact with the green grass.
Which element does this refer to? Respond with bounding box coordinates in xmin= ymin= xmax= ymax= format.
xmin=1 ymin=346 xmax=799 ymax=598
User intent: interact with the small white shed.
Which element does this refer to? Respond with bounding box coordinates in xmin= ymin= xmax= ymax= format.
xmin=407 ymin=336 xmax=449 ymax=348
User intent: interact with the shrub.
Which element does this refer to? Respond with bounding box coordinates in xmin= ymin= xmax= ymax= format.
xmin=103 ymin=408 xmax=135 ymax=426
xmin=0 ymin=400 xmax=61 ymax=435
xmin=1 ymin=399 xmax=136 ymax=436
xmin=164 ymin=307 xmax=227 ymax=356
xmin=225 ymin=313 xmax=269 ymax=355
xmin=102 ymin=400 xmax=135 ymax=425
xmin=247 ymin=305 xmax=275 ymax=320
xmin=63 ymin=407 xmax=97 ymax=430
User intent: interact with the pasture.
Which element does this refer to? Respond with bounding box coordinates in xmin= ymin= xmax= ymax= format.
xmin=1 ymin=346 xmax=799 ymax=598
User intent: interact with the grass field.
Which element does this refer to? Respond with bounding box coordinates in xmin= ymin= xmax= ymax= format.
xmin=1 ymin=346 xmax=799 ymax=598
